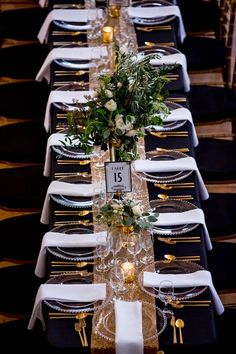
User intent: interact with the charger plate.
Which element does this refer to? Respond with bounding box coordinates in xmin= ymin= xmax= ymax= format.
xmin=138 ymin=260 xmax=208 ymax=300
xmin=149 ymin=199 xmax=199 ymax=235
xmin=44 ymin=273 xmax=112 ymax=313
xmin=93 ymin=301 xmax=167 ymax=342
xmin=46 ymin=225 xmax=97 ymax=261
xmin=135 ymin=151 xmax=192 ymax=183
xmin=132 ymin=0 xmax=175 ymax=25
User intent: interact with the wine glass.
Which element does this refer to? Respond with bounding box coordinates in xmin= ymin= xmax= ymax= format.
xmin=109 ymin=264 xmax=127 ymax=299
xmin=108 ymin=227 xmax=123 ymax=266
xmin=126 ymin=233 xmax=142 ymax=268
xmin=141 ymin=230 xmax=154 ymax=264
xmin=93 ymin=145 xmax=105 ymax=170
xmin=95 ymin=235 xmax=110 ymax=272
xmin=158 ymin=280 xmax=174 ymax=318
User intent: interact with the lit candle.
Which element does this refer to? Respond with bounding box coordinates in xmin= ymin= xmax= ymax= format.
xmin=109 ymin=5 xmax=121 ymax=18
xmin=121 ymin=262 xmax=135 ymax=283
xmin=102 ymin=26 xmax=114 ymax=44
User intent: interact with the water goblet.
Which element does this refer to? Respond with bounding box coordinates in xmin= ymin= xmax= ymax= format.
xmin=108 ymin=227 xmax=123 ymax=267
xmin=95 ymin=235 xmax=110 ymax=272
xmin=109 ymin=264 xmax=127 ymax=299
xmin=158 ymin=280 xmax=174 ymax=318
xmin=126 ymin=233 xmax=142 ymax=268
xmin=141 ymin=230 xmax=154 ymax=264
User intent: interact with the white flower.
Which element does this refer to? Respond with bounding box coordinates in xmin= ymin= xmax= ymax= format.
xmin=92 ymin=91 xmax=98 ymax=98
xmin=117 ymin=82 xmax=122 ymax=88
xmin=115 ymin=115 xmax=126 ymax=131
xmin=105 ymin=89 xmax=113 ymax=98
xmin=126 ymin=129 xmax=137 ymax=137
xmin=124 ymin=122 xmax=133 ymax=131
xmin=120 ymin=46 xmax=129 ymax=55
xmin=132 ymin=204 xmax=143 ymax=216
xmin=104 ymin=99 xmax=117 ymax=112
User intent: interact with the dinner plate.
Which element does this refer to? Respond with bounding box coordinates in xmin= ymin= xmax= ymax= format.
xmin=135 ymin=151 xmax=192 ymax=183
xmin=139 ymin=44 xmax=180 ymax=57
xmin=54 ymin=45 xmax=92 ymax=70
xmin=44 ymin=273 xmax=112 ymax=313
xmin=46 ymin=225 xmax=97 ymax=261
xmin=132 ymin=0 xmax=175 ymax=25
xmin=53 ymin=20 xmax=91 ymax=31
xmin=50 ymin=176 xmax=99 ymax=208
xmin=93 ymin=301 xmax=167 ymax=342
xmin=146 ymin=100 xmax=187 ymax=131
xmin=138 ymin=260 xmax=208 ymax=300
xmin=52 ymin=83 xmax=90 ymax=112
xmin=149 ymin=199 xmax=199 ymax=235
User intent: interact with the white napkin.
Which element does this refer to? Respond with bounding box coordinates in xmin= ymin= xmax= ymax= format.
xmin=40 ymin=180 xmax=102 ymax=224
xmin=43 ymin=133 xmax=69 ymax=177
xmin=153 ymin=208 xmax=212 ymax=250
xmin=143 ymin=270 xmax=224 ymax=315
xmin=39 ymin=0 xmax=47 ymax=8
xmin=38 ymin=9 xmax=93 ymax=43
xmin=115 ymin=300 xmax=144 ymax=354
xmin=44 ymin=90 xmax=94 ymax=132
xmin=35 ymin=230 xmax=107 ymax=277
xmin=128 ymin=5 xmax=186 ymax=42
xmin=134 ymin=157 xmax=209 ymax=200
xmin=149 ymin=53 xmax=190 ymax=92
xmin=146 ymin=108 xmax=198 ymax=146
xmin=28 ymin=283 xmax=106 ymax=329
xmin=36 ymin=47 xmax=103 ymax=83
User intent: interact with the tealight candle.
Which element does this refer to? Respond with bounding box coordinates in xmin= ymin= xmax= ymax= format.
xmin=102 ymin=26 xmax=114 ymax=44
xmin=121 ymin=262 xmax=135 ymax=283
xmin=109 ymin=5 xmax=121 ymax=18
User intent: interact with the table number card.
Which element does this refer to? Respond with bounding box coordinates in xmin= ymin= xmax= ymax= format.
xmin=105 ymin=162 xmax=132 ymax=193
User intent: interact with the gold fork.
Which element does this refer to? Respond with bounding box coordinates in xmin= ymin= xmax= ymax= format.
xmin=74 ymin=322 xmax=85 ymax=346
xmin=136 ymin=25 xmax=172 ymax=32
xmin=80 ymin=318 xmax=88 ymax=346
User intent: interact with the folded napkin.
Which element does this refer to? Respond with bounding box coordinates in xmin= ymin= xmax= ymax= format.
xmin=153 ymin=208 xmax=212 ymax=250
xmin=143 ymin=270 xmax=224 ymax=314
xmin=43 ymin=133 xmax=68 ymax=176
xmin=35 ymin=230 xmax=107 ymax=277
xmin=149 ymin=53 xmax=190 ymax=92
xmin=146 ymin=107 xmax=198 ymax=146
xmin=36 ymin=47 xmax=105 ymax=82
xmin=40 ymin=180 xmax=102 ymax=224
xmin=128 ymin=5 xmax=186 ymax=42
xmin=134 ymin=157 xmax=209 ymax=200
xmin=28 ymin=283 xmax=106 ymax=329
xmin=115 ymin=300 xmax=144 ymax=354
xmin=44 ymin=90 xmax=94 ymax=132
xmin=38 ymin=9 xmax=95 ymax=43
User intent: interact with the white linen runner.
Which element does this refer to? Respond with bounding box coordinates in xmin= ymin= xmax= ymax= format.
xmin=35 ymin=230 xmax=107 ymax=277
xmin=134 ymin=157 xmax=209 ymax=200
xmin=38 ymin=9 xmax=94 ymax=43
xmin=44 ymin=90 xmax=94 ymax=132
xmin=28 ymin=283 xmax=106 ymax=329
xmin=115 ymin=300 xmax=144 ymax=354
xmin=40 ymin=180 xmax=102 ymax=224
xmin=143 ymin=271 xmax=224 ymax=314
xmin=127 ymin=6 xmax=186 ymax=42
xmin=153 ymin=208 xmax=212 ymax=250
xmin=146 ymin=107 xmax=198 ymax=146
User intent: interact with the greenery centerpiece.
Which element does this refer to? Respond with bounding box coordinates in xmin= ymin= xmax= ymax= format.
xmin=64 ymin=44 xmax=176 ymax=161
xmin=95 ymin=196 xmax=158 ymax=233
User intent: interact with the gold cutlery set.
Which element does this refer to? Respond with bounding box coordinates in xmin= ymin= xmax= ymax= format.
xmin=55 ymin=70 xmax=89 ymax=76
xmin=150 ymin=131 xmax=188 ymax=138
xmin=56 ymin=159 xmax=90 ymax=165
xmin=157 ymin=193 xmax=194 ymax=201
xmin=164 ymin=254 xmax=200 ymax=262
xmin=137 ymin=25 xmax=172 ymax=32
xmin=154 ymin=182 xmax=195 ymax=190
xmin=53 ymin=81 xmax=89 ymax=87
xmin=158 ymin=236 xmax=200 ymax=244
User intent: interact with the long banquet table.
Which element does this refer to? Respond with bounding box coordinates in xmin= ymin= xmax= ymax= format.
xmin=28 ymin=0 xmax=221 ymax=352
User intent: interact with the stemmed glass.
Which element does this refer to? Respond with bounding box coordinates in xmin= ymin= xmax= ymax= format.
xmin=95 ymin=235 xmax=110 ymax=272
xmin=158 ymin=280 xmax=174 ymax=318
xmin=126 ymin=233 xmax=142 ymax=268
xmin=108 ymin=227 xmax=123 ymax=267
xmin=141 ymin=230 xmax=154 ymax=264
xmin=109 ymin=264 xmax=127 ymax=299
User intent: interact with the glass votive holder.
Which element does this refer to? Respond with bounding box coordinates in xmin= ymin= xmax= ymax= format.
xmin=121 ymin=261 xmax=136 ymax=283
xmin=102 ymin=26 xmax=114 ymax=44
xmin=109 ymin=5 xmax=121 ymax=18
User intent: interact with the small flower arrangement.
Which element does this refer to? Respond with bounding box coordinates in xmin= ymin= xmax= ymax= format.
xmin=64 ymin=44 xmax=176 ymax=161
xmin=95 ymin=197 xmax=158 ymax=232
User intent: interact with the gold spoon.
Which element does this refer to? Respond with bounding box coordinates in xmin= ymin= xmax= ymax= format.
xmin=154 ymin=183 xmax=194 ymax=190
xmin=164 ymin=254 xmax=200 ymax=261
xmin=144 ymin=41 xmax=175 ymax=47
xmin=55 ymin=70 xmax=89 ymax=76
xmin=54 ymin=210 xmax=96 ymax=216
xmin=155 ymin=147 xmax=190 ymax=153
xmin=171 ymin=302 xmax=210 ymax=308
xmin=158 ymin=194 xmax=194 ymax=201
xmin=158 ymin=237 xmax=200 ymax=244
xmin=175 ymin=319 xmax=184 ymax=344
